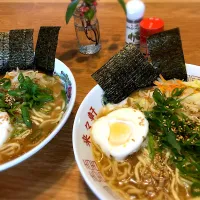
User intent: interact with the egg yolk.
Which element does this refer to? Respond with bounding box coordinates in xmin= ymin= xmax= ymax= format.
xmin=109 ymin=122 xmax=132 ymax=146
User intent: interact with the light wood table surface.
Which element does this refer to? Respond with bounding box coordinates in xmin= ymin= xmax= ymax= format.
xmin=1 ymin=1 xmax=200 ymax=200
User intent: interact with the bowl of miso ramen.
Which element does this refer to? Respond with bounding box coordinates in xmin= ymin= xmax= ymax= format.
xmin=73 ymin=64 xmax=200 ymax=200
xmin=0 ymin=58 xmax=76 ymax=171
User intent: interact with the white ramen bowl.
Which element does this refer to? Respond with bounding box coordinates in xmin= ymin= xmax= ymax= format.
xmin=73 ymin=64 xmax=200 ymax=200
xmin=0 ymin=58 xmax=76 ymax=172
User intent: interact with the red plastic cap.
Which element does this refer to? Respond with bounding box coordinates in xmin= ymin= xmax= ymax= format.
xmin=140 ymin=17 xmax=164 ymax=37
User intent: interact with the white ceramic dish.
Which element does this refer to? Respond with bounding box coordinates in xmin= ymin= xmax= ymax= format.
xmin=0 ymin=58 xmax=76 ymax=172
xmin=73 ymin=64 xmax=200 ymax=200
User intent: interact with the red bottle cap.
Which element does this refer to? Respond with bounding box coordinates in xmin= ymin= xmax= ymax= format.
xmin=140 ymin=17 xmax=164 ymax=37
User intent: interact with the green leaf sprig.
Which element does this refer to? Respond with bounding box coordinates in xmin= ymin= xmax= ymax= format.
xmin=144 ymin=88 xmax=200 ymax=196
xmin=117 ymin=0 xmax=126 ymax=14
xmin=66 ymin=0 xmax=80 ymax=24
xmin=65 ymin=0 xmax=126 ymax=24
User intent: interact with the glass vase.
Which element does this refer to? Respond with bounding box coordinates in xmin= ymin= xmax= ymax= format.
xmin=73 ymin=5 xmax=101 ymax=55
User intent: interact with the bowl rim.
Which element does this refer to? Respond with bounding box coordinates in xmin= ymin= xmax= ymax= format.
xmin=73 ymin=84 xmax=103 ymax=200
xmin=0 ymin=58 xmax=76 ymax=172
xmin=72 ymin=63 xmax=199 ymax=200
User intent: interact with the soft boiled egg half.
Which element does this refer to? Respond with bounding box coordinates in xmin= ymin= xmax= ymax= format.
xmin=91 ymin=108 xmax=149 ymax=161
xmin=0 ymin=112 xmax=13 ymax=147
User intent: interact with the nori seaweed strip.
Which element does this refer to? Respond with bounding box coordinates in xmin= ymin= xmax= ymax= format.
xmin=0 ymin=32 xmax=9 ymax=74
xmin=34 ymin=26 xmax=61 ymax=75
xmin=147 ymin=28 xmax=187 ymax=81
xmin=8 ymin=29 xmax=34 ymax=71
xmin=92 ymin=44 xmax=158 ymax=104
xmin=24 ymin=29 xmax=34 ymax=69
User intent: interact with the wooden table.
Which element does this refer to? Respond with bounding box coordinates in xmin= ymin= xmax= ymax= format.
xmin=1 ymin=1 xmax=200 ymax=199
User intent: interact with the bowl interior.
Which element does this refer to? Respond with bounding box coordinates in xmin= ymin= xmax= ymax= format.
xmin=73 ymin=63 xmax=200 ymax=200
xmin=0 ymin=58 xmax=76 ymax=171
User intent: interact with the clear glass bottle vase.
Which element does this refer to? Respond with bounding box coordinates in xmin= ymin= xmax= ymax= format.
xmin=73 ymin=5 xmax=101 ymax=55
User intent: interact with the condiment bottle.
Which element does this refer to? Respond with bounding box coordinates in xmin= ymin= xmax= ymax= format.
xmin=126 ymin=0 xmax=145 ymax=48
xmin=140 ymin=17 xmax=164 ymax=59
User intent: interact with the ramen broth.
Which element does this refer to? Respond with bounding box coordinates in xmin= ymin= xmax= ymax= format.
xmin=0 ymin=70 xmax=66 ymax=164
xmin=93 ymin=143 xmax=190 ymax=200
xmin=91 ymin=80 xmax=200 ymax=200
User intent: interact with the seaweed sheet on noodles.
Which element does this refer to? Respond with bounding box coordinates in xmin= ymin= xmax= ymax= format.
xmin=0 ymin=32 xmax=9 ymax=74
xmin=34 ymin=26 xmax=60 ymax=75
xmin=147 ymin=28 xmax=187 ymax=81
xmin=92 ymin=44 xmax=158 ymax=104
xmin=8 ymin=29 xmax=34 ymax=71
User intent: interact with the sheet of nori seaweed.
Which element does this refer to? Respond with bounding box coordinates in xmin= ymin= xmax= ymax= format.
xmin=34 ymin=26 xmax=61 ymax=75
xmin=147 ymin=28 xmax=187 ymax=81
xmin=8 ymin=29 xmax=34 ymax=71
xmin=92 ymin=44 xmax=159 ymax=104
xmin=0 ymin=32 xmax=9 ymax=74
